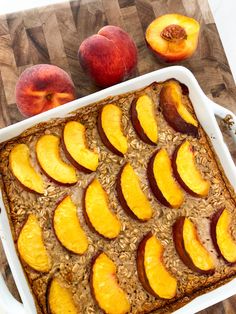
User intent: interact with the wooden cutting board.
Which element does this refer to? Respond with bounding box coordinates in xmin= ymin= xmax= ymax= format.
xmin=0 ymin=0 xmax=235 ymax=313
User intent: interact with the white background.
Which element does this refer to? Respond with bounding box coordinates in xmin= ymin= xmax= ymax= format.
xmin=0 ymin=0 xmax=235 ymax=313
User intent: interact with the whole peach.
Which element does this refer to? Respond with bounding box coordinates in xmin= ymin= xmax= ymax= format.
xmin=78 ymin=25 xmax=137 ymax=87
xmin=15 ymin=64 xmax=76 ymax=117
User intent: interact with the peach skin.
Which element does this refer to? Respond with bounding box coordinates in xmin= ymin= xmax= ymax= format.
xmin=78 ymin=25 xmax=137 ymax=87
xmin=15 ymin=64 xmax=76 ymax=117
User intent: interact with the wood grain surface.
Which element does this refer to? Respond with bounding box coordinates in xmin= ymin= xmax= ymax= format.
xmin=0 ymin=0 xmax=235 ymax=313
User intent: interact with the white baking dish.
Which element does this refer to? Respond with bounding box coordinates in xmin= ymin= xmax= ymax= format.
xmin=0 ymin=66 xmax=235 ymax=314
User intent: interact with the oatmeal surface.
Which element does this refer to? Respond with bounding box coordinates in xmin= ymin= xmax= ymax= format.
xmin=0 ymin=82 xmax=236 ymax=314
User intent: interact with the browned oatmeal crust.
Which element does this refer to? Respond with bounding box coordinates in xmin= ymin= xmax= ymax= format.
xmin=0 ymin=81 xmax=236 ymax=313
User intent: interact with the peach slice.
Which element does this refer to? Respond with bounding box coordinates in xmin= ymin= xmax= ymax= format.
xmin=130 ymin=94 xmax=158 ymax=145
xmin=145 ymin=14 xmax=200 ymax=62
xmin=9 ymin=144 xmax=44 ymax=194
xmin=137 ymin=232 xmax=177 ymax=299
xmin=172 ymin=141 xmax=210 ymax=197
xmin=98 ymin=104 xmax=128 ymax=156
xmin=91 ymin=252 xmax=130 ymax=314
xmin=17 ymin=214 xmax=51 ymax=272
xmin=84 ymin=179 xmax=121 ymax=239
xmin=160 ymin=80 xmax=198 ymax=136
xmin=211 ymin=208 xmax=236 ymax=264
xmin=62 ymin=121 xmax=99 ymax=173
xmin=147 ymin=149 xmax=184 ymax=208
xmin=53 ymin=196 xmax=88 ymax=254
xmin=173 ymin=217 xmax=215 ymax=274
xmin=117 ymin=163 xmax=153 ymax=221
xmin=47 ymin=277 xmax=78 ymax=314
xmin=36 ymin=134 xmax=77 ymax=185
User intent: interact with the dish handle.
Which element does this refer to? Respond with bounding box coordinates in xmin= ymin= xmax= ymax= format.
xmin=0 ymin=272 xmax=26 ymax=314
xmin=208 ymin=99 xmax=236 ymax=144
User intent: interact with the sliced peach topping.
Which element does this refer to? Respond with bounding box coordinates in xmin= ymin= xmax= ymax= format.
xmin=117 ymin=163 xmax=153 ymax=221
xmin=160 ymin=80 xmax=198 ymax=136
xmin=36 ymin=134 xmax=77 ymax=185
xmin=84 ymin=179 xmax=121 ymax=239
xmin=53 ymin=196 xmax=88 ymax=254
xmin=130 ymin=94 xmax=158 ymax=145
xmin=173 ymin=217 xmax=215 ymax=274
xmin=9 ymin=144 xmax=44 ymax=194
xmin=137 ymin=233 xmax=177 ymax=299
xmin=98 ymin=104 xmax=128 ymax=156
xmin=91 ymin=252 xmax=130 ymax=314
xmin=211 ymin=208 xmax=236 ymax=263
xmin=47 ymin=278 xmax=78 ymax=314
xmin=183 ymin=218 xmax=214 ymax=271
xmin=17 ymin=214 xmax=51 ymax=272
xmin=148 ymin=149 xmax=184 ymax=208
xmin=63 ymin=121 xmax=99 ymax=172
xmin=172 ymin=141 xmax=210 ymax=197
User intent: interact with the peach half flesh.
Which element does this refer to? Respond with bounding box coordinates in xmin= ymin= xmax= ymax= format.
xmin=91 ymin=252 xmax=130 ymax=314
xmin=47 ymin=278 xmax=78 ymax=314
xmin=62 ymin=121 xmax=99 ymax=173
xmin=172 ymin=140 xmax=210 ymax=197
xmin=84 ymin=179 xmax=121 ymax=239
xmin=211 ymin=208 xmax=236 ymax=264
xmin=98 ymin=104 xmax=128 ymax=156
xmin=130 ymin=94 xmax=158 ymax=145
xmin=137 ymin=233 xmax=177 ymax=299
xmin=173 ymin=217 xmax=215 ymax=274
xmin=53 ymin=196 xmax=88 ymax=254
xmin=117 ymin=163 xmax=153 ymax=221
xmin=147 ymin=149 xmax=184 ymax=208
xmin=9 ymin=143 xmax=44 ymax=194
xmin=146 ymin=14 xmax=200 ymax=62
xmin=36 ymin=134 xmax=77 ymax=185
xmin=17 ymin=214 xmax=51 ymax=272
xmin=160 ymin=80 xmax=198 ymax=136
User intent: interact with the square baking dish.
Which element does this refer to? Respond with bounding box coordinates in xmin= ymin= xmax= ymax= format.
xmin=0 ymin=65 xmax=236 ymax=314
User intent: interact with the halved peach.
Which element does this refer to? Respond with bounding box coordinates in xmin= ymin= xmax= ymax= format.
xmin=91 ymin=252 xmax=130 ymax=314
xmin=47 ymin=277 xmax=78 ymax=314
xmin=137 ymin=232 xmax=177 ymax=299
xmin=145 ymin=14 xmax=200 ymax=62
xmin=172 ymin=141 xmax=210 ymax=197
xmin=117 ymin=163 xmax=153 ymax=221
xmin=84 ymin=179 xmax=121 ymax=239
xmin=159 ymin=80 xmax=198 ymax=136
xmin=17 ymin=214 xmax=51 ymax=272
xmin=62 ymin=121 xmax=99 ymax=173
xmin=147 ymin=149 xmax=184 ymax=208
xmin=53 ymin=196 xmax=88 ymax=254
xmin=98 ymin=104 xmax=128 ymax=156
xmin=130 ymin=94 xmax=158 ymax=145
xmin=36 ymin=134 xmax=77 ymax=185
xmin=211 ymin=208 xmax=236 ymax=264
xmin=173 ymin=217 xmax=215 ymax=274
xmin=9 ymin=144 xmax=44 ymax=194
